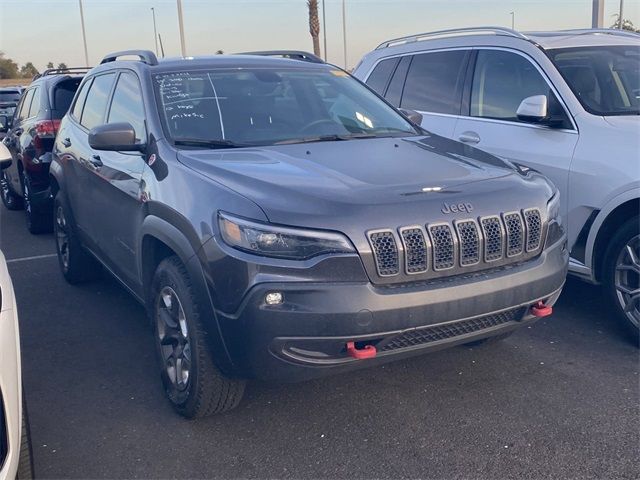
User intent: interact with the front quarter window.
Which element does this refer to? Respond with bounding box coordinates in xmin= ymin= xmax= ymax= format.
xmin=549 ymin=45 xmax=640 ymax=116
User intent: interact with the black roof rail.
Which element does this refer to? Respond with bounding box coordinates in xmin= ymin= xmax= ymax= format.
xmin=100 ymin=50 xmax=158 ymax=66
xmin=238 ymin=50 xmax=325 ymax=64
xmin=32 ymin=66 xmax=92 ymax=81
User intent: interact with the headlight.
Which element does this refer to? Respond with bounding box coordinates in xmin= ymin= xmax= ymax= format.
xmin=218 ymin=212 xmax=355 ymax=260
xmin=545 ymin=191 xmax=564 ymax=247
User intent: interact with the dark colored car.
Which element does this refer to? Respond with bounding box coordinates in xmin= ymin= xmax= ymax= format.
xmin=0 ymin=68 xmax=90 ymax=233
xmin=0 ymin=87 xmax=22 ymax=140
xmin=50 ymin=50 xmax=568 ymax=418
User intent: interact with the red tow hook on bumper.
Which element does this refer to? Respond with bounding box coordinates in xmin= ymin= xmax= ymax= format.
xmin=346 ymin=341 xmax=377 ymax=360
xmin=531 ymin=300 xmax=553 ymax=318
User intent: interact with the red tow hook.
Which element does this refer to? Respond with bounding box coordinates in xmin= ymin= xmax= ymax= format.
xmin=346 ymin=341 xmax=377 ymax=360
xmin=531 ymin=300 xmax=553 ymax=318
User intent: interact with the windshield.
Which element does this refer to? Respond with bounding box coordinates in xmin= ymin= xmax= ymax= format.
xmin=0 ymin=91 xmax=21 ymax=104
xmin=548 ymin=45 xmax=640 ymax=116
xmin=154 ymin=67 xmax=418 ymax=147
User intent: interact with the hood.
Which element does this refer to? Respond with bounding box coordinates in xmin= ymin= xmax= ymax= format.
xmin=177 ymin=134 xmax=552 ymax=231
xmin=603 ymin=115 xmax=640 ymax=132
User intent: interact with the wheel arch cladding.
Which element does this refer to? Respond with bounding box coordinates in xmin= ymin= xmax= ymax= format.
xmin=139 ymin=215 xmax=238 ymax=376
xmin=593 ymin=198 xmax=640 ymax=282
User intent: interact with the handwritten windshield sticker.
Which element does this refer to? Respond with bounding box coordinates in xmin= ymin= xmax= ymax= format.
xmin=330 ymin=70 xmax=348 ymax=77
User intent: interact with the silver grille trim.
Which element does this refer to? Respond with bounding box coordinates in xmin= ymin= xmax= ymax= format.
xmin=367 ymin=207 xmax=546 ymax=281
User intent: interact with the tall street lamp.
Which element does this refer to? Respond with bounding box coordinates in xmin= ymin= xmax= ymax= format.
xmin=151 ymin=7 xmax=159 ymax=56
xmin=78 ymin=0 xmax=89 ymax=66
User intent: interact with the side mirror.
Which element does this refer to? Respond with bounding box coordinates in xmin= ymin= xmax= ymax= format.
xmin=0 ymin=115 xmax=8 ymax=133
xmin=398 ymin=108 xmax=423 ymax=126
xmin=516 ymin=95 xmax=548 ymax=123
xmin=88 ymin=122 xmax=144 ymax=152
xmin=0 ymin=142 xmax=12 ymax=170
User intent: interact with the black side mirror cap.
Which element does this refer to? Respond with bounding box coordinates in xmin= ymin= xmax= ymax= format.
xmin=88 ymin=122 xmax=145 ymax=152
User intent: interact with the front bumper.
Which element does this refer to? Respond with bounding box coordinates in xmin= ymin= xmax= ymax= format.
xmin=216 ymin=237 xmax=568 ymax=382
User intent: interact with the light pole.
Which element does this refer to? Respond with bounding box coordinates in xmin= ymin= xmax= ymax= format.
xmin=592 ymin=0 xmax=604 ymax=28
xmin=176 ymin=0 xmax=187 ymax=57
xmin=618 ymin=0 xmax=625 ymax=29
xmin=342 ymin=0 xmax=347 ymax=69
xmin=151 ymin=7 xmax=159 ymax=56
xmin=510 ymin=11 xmax=515 ymax=30
xmin=322 ymin=0 xmax=328 ymax=61
xmin=78 ymin=0 xmax=89 ymax=66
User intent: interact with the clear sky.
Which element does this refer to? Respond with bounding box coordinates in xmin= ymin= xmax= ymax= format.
xmin=1 ymin=0 xmax=639 ymax=71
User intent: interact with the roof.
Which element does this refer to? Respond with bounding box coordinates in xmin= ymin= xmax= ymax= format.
xmin=525 ymin=30 xmax=640 ymax=49
xmin=153 ymin=54 xmax=330 ymax=70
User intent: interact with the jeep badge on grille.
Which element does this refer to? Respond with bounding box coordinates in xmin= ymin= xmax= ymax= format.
xmin=441 ymin=202 xmax=474 ymax=214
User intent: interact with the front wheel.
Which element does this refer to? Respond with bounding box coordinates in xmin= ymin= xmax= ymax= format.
xmin=604 ymin=217 xmax=640 ymax=344
xmin=151 ymin=256 xmax=246 ymax=418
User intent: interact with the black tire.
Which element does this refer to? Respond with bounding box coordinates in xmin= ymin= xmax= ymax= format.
xmin=465 ymin=331 xmax=514 ymax=347
xmin=0 ymin=169 xmax=23 ymax=210
xmin=151 ymin=256 xmax=246 ymax=418
xmin=53 ymin=191 xmax=100 ymax=284
xmin=603 ymin=217 xmax=640 ymax=344
xmin=16 ymin=395 xmax=34 ymax=480
xmin=22 ymin=173 xmax=53 ymax=234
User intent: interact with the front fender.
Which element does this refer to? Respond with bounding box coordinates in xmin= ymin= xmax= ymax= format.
xmin=138 ymin=213 xmax=239 ymax=377
xmin=584 ymin=186 xmax=640 ymax=275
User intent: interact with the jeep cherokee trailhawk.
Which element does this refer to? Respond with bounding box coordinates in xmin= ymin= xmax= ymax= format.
xmin=50 ymin=50 xmax=568 ymax=417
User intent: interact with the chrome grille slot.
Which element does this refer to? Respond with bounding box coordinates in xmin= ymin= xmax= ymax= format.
xmin=368 ymin=230 xmax=399 ymax=276
xmin=480 ymin=216 xmax=504 ymax=262
xmin=503 ymin=212 xmax=524 ymax=257
xmin=455 ymin=220 xmax=480 ymax=266
xmin=400 ymin=227 xmax=428 ymax=274
xmin=429 ymin=224 xmax=455 ymax=270
xmin=524 ymin=208 xmax=542 ymax=252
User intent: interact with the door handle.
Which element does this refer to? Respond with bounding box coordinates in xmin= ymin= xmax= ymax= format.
xmin=458 ymin=131 xmax=480 ymax=144
xmin=62 ymin=137 xmax=72 ymax=148
xmin=90 ymin=155 xmax=103 ymax=168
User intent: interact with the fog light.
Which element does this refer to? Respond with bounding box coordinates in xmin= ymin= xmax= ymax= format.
xmin=265 ymin=292 xmax=283 ymax=305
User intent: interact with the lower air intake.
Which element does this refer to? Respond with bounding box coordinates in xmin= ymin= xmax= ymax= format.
xmin=379 ymin=307 xmax=525 ymax=351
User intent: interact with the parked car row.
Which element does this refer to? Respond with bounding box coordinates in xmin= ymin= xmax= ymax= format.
xmin=0 ymin=28 xmax=635 ymax=428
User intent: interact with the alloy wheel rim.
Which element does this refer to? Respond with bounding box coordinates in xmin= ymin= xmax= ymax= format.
xmin=55 ymin=206 xmax=70 ymax=270
xmin=614 ymin=234 xmax=640 ymax=328
xmin=23 ymin=177 xmax=31 ymax=214
xmin=156 ymin=286 xmax=191 ymax=392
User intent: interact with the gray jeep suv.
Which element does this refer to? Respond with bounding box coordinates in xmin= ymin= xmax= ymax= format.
xmin=50 ymin=50 xmax=568 ymax=418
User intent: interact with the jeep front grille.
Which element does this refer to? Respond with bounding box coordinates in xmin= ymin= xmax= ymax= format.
xmin=367 ymin=208 xmax=544 ymax=280
xmin=368 ymin=230 xmax=399 ymax=276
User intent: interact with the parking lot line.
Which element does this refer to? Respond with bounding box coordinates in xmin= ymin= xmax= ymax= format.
xmin=6 ymin=253 xmax=58 ymax=264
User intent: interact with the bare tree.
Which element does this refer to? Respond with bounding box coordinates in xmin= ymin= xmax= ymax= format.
xmin=307 ymin=0 xmax=321 ymax=57
xmin=611 ymin=14 xmax=640 ymax=32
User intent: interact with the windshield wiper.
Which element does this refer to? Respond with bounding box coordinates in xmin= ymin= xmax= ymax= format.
xmin=173 ymin=138 xmax=251 ymax=149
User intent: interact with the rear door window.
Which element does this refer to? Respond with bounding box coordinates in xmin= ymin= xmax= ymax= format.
xmin=400 ymin=50 xmax=470 ymax=114
xmin=27 ymin=87 xmax=40 ymax=117
xmin=385 ymin=56 xmax=412 ymax=107
xmin=365 ymin=58 xmax=400 ymax=96
xmin=71 ymin=78 xmax=93 ymax=120
xmin=80 ymin=73 xmax=116 ymax=130
xmin=16 ymin=89 xmax=34 ymax=123
xmin=52 ymin=78 xmax=83 ymax=119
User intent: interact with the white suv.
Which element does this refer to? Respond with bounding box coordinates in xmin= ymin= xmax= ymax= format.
xmin=353 ymin=28 xmax=640 ymax=339
xmin=0 ymin=142 xmax=32 ymax=479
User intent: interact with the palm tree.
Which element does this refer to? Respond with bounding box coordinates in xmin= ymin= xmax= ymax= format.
xmin=307 ymin=0 xmax=321 ymax=57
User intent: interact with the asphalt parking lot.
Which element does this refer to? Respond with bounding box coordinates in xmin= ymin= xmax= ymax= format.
xmin=1 ymin=205 xmax=639 ymax=479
